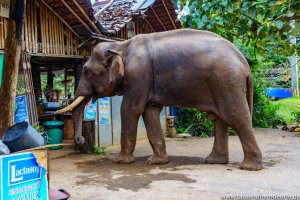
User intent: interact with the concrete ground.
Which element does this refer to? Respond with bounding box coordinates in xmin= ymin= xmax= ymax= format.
xmin=49 ymin=128 xmax=300 ymax=200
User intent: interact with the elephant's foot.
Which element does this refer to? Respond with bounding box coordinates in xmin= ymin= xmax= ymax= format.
xmin=146 ymin=154 xmax=169 ymax=165
xmin=240 ymin=158 xmax=262 ymax=171
xmin=206 ymin=152 xmax=229 ymax=164
xmin=112 ymin=154 xmax=135 ymax=164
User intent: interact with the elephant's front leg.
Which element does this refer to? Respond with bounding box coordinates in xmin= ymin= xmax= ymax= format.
xmin=112 ymin=98 xmax=143 ymax=164
xmin=142 ymin=105 xmax=168 ymax=165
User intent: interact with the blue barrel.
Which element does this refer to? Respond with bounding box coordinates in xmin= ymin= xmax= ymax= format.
xmin=2 ymin=122 xmax=46 ymax=152
xmin=265 ymin=88 xmax=293 ymax=99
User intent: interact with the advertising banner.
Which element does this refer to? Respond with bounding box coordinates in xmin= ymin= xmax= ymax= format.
xmin=0 ymin=151 xmax=48 ymax=200
xmin=84 ymin=98 xmax=111 ymax=125
xmin=14 ymin=95 xmax=29 ymax=124
xmin=98 ymin=97 xmax=110 ymax=125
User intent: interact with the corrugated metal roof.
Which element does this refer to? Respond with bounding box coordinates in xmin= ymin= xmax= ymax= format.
xmin=93 ymin=0 xmax=181 ymax=33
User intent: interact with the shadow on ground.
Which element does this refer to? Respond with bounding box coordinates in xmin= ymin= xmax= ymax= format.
xmin=75 ymin=155 xmax=204 ymax=191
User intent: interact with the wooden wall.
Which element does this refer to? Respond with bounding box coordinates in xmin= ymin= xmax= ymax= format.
xmin=114 ymin=16 xmax=154 ymax=40
xmin=0 ymin=0 xmax=80 ymax=56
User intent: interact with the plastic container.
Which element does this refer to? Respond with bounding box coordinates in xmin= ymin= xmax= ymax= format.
xmin=43 ymin=121 xmax=64 ymax=150
xmin=265 ymin=88 xmax=293 ymax=99
xmin=2 ymin=122 xmax=46 ymax=152
xmin=0 ymin=139 xmax=10 ymax=155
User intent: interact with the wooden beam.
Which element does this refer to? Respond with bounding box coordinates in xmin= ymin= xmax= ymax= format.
xmin=145 ymin=19 xmax=155 ymax=32
xmin=162 ymin=0 xmax=177 ymax=29
xmin=70 ymin=0 xmax=102 ymax=35
xmin=60 ymin=0 xmax=93 ymax=33
xmin=151 ymin=6 xmax=166 ymax=31
xmin=41 ymin=0 xmax=80 ymax=38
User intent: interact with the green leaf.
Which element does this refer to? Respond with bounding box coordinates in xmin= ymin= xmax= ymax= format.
xmin=220 ymin=0 xmax=228 ymax=6
xmin=248 ymin=7 xmax=256 ymax=18
xmin=275 ymin=20 xmax=283 ymax=30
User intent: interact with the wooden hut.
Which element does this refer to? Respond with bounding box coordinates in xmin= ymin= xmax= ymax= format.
xmin=0 ymin=0 xmax=181 ymax=146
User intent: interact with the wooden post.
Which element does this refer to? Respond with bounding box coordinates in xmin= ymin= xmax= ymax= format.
xmin=63 ymin=118 xmax=74 ymax=140
xmin=79 ymin=119 xmax=95 ymax=153
xmin=47 ymin=67 xmax=54 ymax=90
xmin=166 ymin=116 xmax=177 ymax=138
xmin=74 ymin=59 xmax=83 ymax=94
xmin=0 ymin=0 xmax=26 ymax=137
xmin=31 ymin=62 xmax=42 ymax=98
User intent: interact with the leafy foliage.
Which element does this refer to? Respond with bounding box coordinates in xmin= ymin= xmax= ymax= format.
xmin=179 ymin=0 xmax=299 ymax=57
xmin=271 ymin=98 xmax=300 ymax=123
xmin=252 ymin=76 xmax=281 ymax=127
xmin=176 ymin=0 xmax=298 ymax=128
xmin=176 ymin=108 xmax=213 ymax=137
xmin=41 ymin=74 xmax=75 ymax=98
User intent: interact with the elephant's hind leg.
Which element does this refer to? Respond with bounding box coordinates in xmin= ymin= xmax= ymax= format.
xmin=206 ymin=113 xmax=229 ymax=164
xmin=142 ymin=105 xmax=169 ymax=165
xmin=223 ymin=112 xmax=262 ymax=171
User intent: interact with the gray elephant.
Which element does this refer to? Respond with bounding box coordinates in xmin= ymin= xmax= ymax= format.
xmin=56 ymin=29 xmax=262 ymax=171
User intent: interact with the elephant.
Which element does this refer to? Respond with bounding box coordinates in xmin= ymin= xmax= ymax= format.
xmin=56 ymin=28 xmax=262 ymax=171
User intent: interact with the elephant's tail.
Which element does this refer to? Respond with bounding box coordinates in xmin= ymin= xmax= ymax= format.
xmin=247 ymin=75 xmax=253 ymax=117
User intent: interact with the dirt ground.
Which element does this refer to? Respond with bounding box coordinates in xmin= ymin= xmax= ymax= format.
xmin=49 ymin=128 xmax=300 ymax=200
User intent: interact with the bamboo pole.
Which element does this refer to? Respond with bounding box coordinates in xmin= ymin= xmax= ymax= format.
xmin=34 ymin=0 xmax=38 ymax=52
xmin=0 ymin=18 xmax=3 ymax=49
xmin=162 ymin=0 xmax=176 ymax=29
xmin=30 ymin=0 xmax=35 ymax=52
xmin=40 ymin=2 xmax=44 ymax=53
xmin=24 ymin=4 xmax=29 ymax=52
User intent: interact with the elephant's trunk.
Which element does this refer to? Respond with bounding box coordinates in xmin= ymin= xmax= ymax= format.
xmin=72 ymin=96 xmax=91 ymax=145
xmin=55 ymin=96 xmax=90 ymax=145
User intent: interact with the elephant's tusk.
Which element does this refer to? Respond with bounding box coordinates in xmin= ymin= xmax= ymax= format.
xmin=55 ymin=96 xmax=85 ymax=114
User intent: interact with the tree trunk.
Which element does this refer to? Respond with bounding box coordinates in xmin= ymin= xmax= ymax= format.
xmin=0 ymin=0 xmax=26 ymax=137
xmin=79 ymin=119 xmax=95 ymax=153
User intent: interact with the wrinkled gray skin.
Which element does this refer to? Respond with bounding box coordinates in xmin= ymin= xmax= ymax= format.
xmin=73 ymin=29 xmax=262 ymax=171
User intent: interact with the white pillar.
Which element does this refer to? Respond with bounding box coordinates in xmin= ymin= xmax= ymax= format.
xmin=290 ymin=20 xmax=299 ymax=96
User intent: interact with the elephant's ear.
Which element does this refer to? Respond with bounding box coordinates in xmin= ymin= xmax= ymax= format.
xmin=106 ymin=49 xmax=125 ymax=85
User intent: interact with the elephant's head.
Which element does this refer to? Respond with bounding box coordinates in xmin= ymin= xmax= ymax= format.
xmin=55 ymin=41 xmax=129 ymax=145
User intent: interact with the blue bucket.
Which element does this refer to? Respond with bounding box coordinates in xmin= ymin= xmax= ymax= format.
xmin=2 ymin=122 xmax=46 ymax=152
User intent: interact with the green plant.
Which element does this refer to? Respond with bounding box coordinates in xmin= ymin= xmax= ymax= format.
xmin=176 ymin=108 xmax=213 ymax=137
xmin=271 ymin=98 xmax=300 ymax=124
xmin=92 ymin=146 xmax=106 ymax=156
xmin=292 ymin=111 xmax=300 ymax=124
xmin=252 ymin=76 xmax=282 ymax=127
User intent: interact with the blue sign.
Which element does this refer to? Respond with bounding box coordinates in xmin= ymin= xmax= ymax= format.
xmin=0 ymin=152 xmax=48 ymax=200
xmin=14 ymin=95 xmax=29 ymax=124
xmin=84 ymin=100 xmax=97 ymax=120
xmin=84 ymin=98 xmax=111 ymax=125
xmin=98 ymin=98 xmax=110 ymax=125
